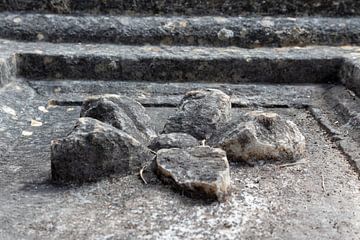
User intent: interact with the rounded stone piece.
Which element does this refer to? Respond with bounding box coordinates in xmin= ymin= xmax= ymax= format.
xmin=163 ymin=89 xmax=231 ymax=140
xmin=208 ymin=111 xmax=306 ymax=163
xmin=51 ymin=117 xmax=153 ymax=183
xmin=80 ymin=94 xmax=157 ymax=145
xmin=148 ymin=133 xmax=199 ymax=151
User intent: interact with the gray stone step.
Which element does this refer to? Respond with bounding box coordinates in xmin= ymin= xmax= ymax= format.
xmin=1 ymin=40 xmax=360 ymax=95
xmin=1 ymin=13 xmax=360 ymax=47
xmin=29 ymin=80 xmax=329 ymax=108
xmin=0 ymin=0 xmax=359 ymax=16
xmin=15 ymin=44 xmax=344 ymax=84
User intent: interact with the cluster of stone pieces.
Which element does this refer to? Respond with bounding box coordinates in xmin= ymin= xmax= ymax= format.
xmin=51 ymin=90 xmax=306 ymax=202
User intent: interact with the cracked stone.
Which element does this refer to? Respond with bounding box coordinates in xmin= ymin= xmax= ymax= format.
xmin=208 ymin=111 xmax=306 ymax=163
xmin=148 ymin=133 xmax=199 ymax=151
xmin=80 ymin=94 xmax=157 ymax=145
xmin=51 ymin=117 xmax=153 ymax=183
xmin=155 ymin=146 xmax=231 ymax=202
xmin=163 ymin=89 xmax=231 ymax=140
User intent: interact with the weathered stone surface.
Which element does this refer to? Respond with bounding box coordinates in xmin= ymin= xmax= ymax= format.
xmin=148 ymin=133 xmax=199 ymax=151
xmin=208 ymin=111 xmax=306 ymax=163
xmin=51 ymin=117 xmax=153 ymax=183
xmin=163 ymin=89 xmax=231 ymax=140
xmin=3 ymin=14 xmax=360 ymax=48
xmin=80 ymin=94 xmax=157 ymax=144
xmin=1 ymin=0 xmax=359 ymax=16
xmin=156 ymin=146 xmax=231 ymax=201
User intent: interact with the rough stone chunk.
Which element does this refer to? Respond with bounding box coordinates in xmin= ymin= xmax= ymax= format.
xmin=80 ymin=94 xmax=157 ymax=145
xmin=51 ymin=117 xmax=153 ymax=183
xmin=163 ymin=89 xmax=231 ymax=140
xmin=208 ymin=111 xmax=306 ymax=163
xmin=148 ymin=133 xmax=199 ymax=151
xmin=156 ymin=146 xmax=231 ymax=201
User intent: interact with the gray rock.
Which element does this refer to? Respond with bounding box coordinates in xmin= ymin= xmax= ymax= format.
xmin=148 ymin=133 xmax=199 ymax=151
xmin=51 ymin=117 xmax=153 ymax=183
xmin=163 ymin=89 xmax=231 ymax=140
xmin=80 ymin=94 xmax=157 ymax=144
xmin=156 ymin=146 xmax=231 ymax=202
xmin=208 ymin=111 xmax=306 ymax=163
xmin=217 ymin=28 xmax=234 ymax=40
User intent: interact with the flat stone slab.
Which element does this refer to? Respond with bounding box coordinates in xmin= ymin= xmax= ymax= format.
xmin=148 ymin=133 xmax=199 ymax=151
xmin=156 ymin=146 xmax=231 ymax=201
xmin=163 ymin=89 xmax=231 ymax=139
xmin=51 ymin=117 xmax=153 ymax=183
xmin=208 ymin=111 xmax=306 ymax=163
xmin=80 ymin=94 xmax=157 ymax=145
xmin=1 ymin=14 xmax=360 ymax=48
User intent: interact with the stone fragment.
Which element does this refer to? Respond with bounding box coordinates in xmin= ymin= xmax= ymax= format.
xmin=163 ymin=89 xmax=231 ymax=140
xmin=80 ymin=94 xmax=157 ymax=144
xmin=51 ymin=117 xmax=153 ymax=183
xmin=208 ymin=111 xmax=306 ymax=163
xmin=148 ymin=133 xmax=199 ymax=151
xmin=156 ymin=146 xmax=231 ymax=201
xmin=217 ymin=28 xmax=234 ymax=40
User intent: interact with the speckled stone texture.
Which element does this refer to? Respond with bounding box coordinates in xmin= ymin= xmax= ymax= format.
xmin=163 ymin=89 xmax=231 ymax=140
xmin=0 ymin=0 xmax=360 ymax=16
xmin=156 ymin=146 xmax=231 ymax=202
xmin=148 ymin=133 xmax=199 ymax=151
xmin=51 ymin=117 xmax=153 ymax=183
xmin=208 ymin=111 xmax=306 ymax=163
xmin=80 ymin=94 xmax=157 ymax=145
xmin=2 ymin=14 xmax=360 ymax=48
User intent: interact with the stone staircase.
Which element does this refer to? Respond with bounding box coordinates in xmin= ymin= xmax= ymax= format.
xmin=1 ymin=1 xmax=360 ymax=239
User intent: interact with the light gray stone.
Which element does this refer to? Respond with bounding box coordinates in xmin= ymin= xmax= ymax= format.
xmin=208 ymin=111 xmax=306 ymax=163
xmin=163 ymin=89 xmax=231 ymax=140
xmin=156 ymin=146 xmax=231 ymax=202
xmin=80 ymin=94 xmax=157 ymax=145
xmin=51 ymin=117 xmax=153 ymax=183
xmin=148 ymin=133 xmax=199 ymax=151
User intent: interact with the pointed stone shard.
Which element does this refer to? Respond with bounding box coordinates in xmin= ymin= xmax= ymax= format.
xmin=208 ymin=111 xmax=306 ymax=163
xmin=51 ymin=117 xmax=153 ymax=183
xmin=163 ymin=89 xmax=231 ymax=140
xmin=81 ymin=94 xmax=157 ymax=145
xmin=155 ymin=146 xmax=231 ymax=202
xmin=148 ymin=133 xmax=199 ymax=151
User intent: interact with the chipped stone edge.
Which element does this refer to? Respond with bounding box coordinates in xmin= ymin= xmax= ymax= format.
xmin=155 ymin=147 xmax=231 ymax=202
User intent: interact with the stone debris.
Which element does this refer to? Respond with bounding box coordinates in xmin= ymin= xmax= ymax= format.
xmin=51 ymin=117 xmax=153 ymax=183
xmin=163 ymin=89 xmax=231 ymax=140
xmin=217 ymin=28 xmax=234 ymax=40
xmin=31 ymin=119 xmax=43 ymax=127
xmin=155 ymin=146 xmax=231 ymax=202
xmin=208 ymin=111 xmax=306 ymax=163
xmin=148 ymin=133 xmax=199 ymax=151
xmin=21 ymin=130 xmax=33 ymax=136
xmin=80 ymin=94 xmax=157 ymax=145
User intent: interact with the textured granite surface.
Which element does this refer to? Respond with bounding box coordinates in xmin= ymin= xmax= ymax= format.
xmin=0 ymin=14 xmax=360 ymax=48
xmin=0 ymin=0 xmax=360 ymax=16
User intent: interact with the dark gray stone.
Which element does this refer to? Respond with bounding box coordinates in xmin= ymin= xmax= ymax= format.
xmin=12 ymin=14 xmax=360 ymax=48
xmin=163 ymin=89 xmax=231 ymax=140
xmin=156 ymin=146 xmax=230 ymax=202
xmin=148 ymin=133 xmax=199 ymax=151
xmin=15 ymin=46 xmax=344 ymax=84
xmin=51 ymin=117 xmax=153 ymax=183
xmin=208 ymin=111 xmax=306 ymax=163
xmin=0 ymin=0 xmax=359 ymax=16
xmin=80 ymin=94 xmax=157 ymax=145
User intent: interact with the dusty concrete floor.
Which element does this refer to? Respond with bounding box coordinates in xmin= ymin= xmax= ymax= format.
xmin=0 ymin=79 xmax=359 ymax=240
